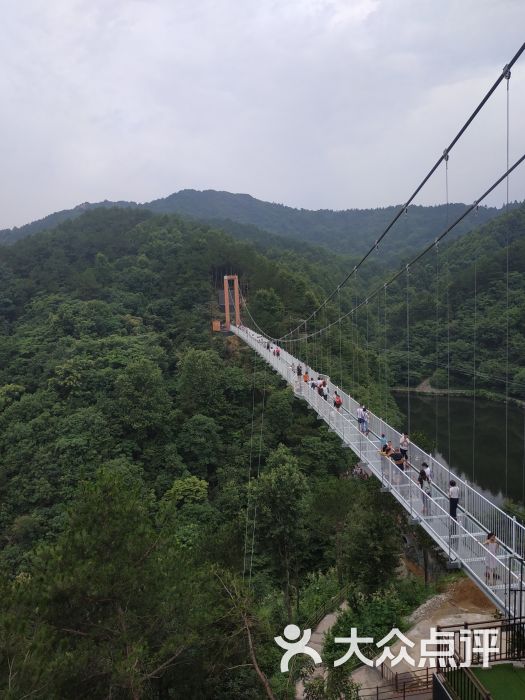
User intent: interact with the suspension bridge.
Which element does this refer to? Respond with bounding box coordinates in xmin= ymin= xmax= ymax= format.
xmin=231 ymin=323 xmax=525 ymax=617
xmin=215 ymin=44 xmax=525 ymax=619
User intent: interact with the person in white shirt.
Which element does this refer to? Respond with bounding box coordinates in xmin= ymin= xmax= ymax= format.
xmin=449 ymin=480 xmax=460 ymax=520
xmin=400 ymin=432 xmax=410 ymax=460
xmin=357 ymin=405 xmax=364 ymax=430
xmin=484 ymin=533 xmax=499 ymax=585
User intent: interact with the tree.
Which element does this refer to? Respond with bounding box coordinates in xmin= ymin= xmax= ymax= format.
xmin=176 ymin=348 xmax=224 ymax=416
xmin=264 ymin=389 xmax=294 ymax=443
xmin=249 ymin=289 xmax=285 ymax=338
xmin=215 ymin=570 xmax=277 ymax=700
xmin=113 ymin=358 xmax=171 ymax=440
xmin=340 ymin=482 xmax=403 ymax=593
xmin=177 ymin=414 xmax=221 ymax=479
xmin=254 ymin=446 xmax=310 ymax=620
xmin=0 ymin=462 xmax=216 ymax=699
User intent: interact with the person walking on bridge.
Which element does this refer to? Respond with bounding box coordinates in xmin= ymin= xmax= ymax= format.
xmin=381 ymin=440 xmax=393 ymax=457
xmin=400 ymin=432 xmax=410 ymax=460
xmin=484 ymin=533 xmax=499 ymax=585
xmin=391 ymin=447 xmax=406 ymax=472
xmin=418 ymin=469 xmax=431 ymax=516
xmin=448 ymin=480 xmax=460 ymax=521
xmin=362 ymin=406 xmax=370 ymax=435
xmin=422 ymin=461 xmax=433 ymax=483
xmin=357 ymin=405 xmax=363 ymax=430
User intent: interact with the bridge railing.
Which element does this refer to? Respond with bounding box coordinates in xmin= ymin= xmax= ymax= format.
xmin=234 ymin=325 xmax=525 ymax=614
xmin=238 ymin=327 xmax=525 ymax=560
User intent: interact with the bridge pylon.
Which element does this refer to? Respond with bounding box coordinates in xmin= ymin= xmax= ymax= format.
xmin=223 ymin=274 xmax=240 ymax=329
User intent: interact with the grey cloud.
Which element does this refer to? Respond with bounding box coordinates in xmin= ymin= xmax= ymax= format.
xmin=0 ymin=0 xmax=524 ymax=228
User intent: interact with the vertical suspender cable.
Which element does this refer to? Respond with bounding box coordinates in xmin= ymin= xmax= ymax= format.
xmin=243 ymin=350 xmax=258 ymax=580
xmin=352 ymin=300 xmax=356 ymax=391
xmin=338 ymin=288 xmax=343 ymax=390
xmin=435 ymin=243 xmax=440 ymax=453
xmin=383 ymin=284 xmax=388 ymax=422
xmin=326 ymin=303 xmax=330 ymax=378
xmin=522 ymin=409 xmax=525 ymax=507
xmin=312 ymin=311 xmax=319 ymax=373
xmin=444 ymin=152 xmax=452 ymax=466
xmin=365 ymin=298 xmax=370 ymax=406
xmin=304 ymin=320 xmax=309 ymax=372
xmin=472 ymin=260 xmax=477 ymax=485
xmin=406 ymin=264 xmax=411 ymax=439
xmin=355 ymin=290 xmax=360 ymax=393
xmin=505 ymin=66 xmax=511 ymax=497
xmin=377 ymin=292 xmax=383 ymax=419
xmin=248 ymin=361 xmax=267 ymax=585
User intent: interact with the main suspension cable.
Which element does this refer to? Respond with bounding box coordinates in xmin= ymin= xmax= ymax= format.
xmin=254 ymin=44 xmax=525 ymax=343
xmin=256 ymin=153 xmax=525 ymax=344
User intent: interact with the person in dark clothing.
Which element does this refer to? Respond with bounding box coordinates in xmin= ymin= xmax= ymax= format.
xmin=418 ymin=469 xmax=431 ymax=515
xmin=449 ymin=480 xmax=460 ymax=520
xmin=391 ymin=448 xmax=406 ymax=470
xmin=381 ymin=440 xmax=393 ymax=456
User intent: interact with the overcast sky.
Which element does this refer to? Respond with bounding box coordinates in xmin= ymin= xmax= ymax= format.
xmin=1 ymin=0 xmax=524 ymax=229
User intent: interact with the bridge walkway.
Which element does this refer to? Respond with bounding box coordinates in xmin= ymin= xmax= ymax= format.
xmin=232 ymin=325 xmax=525 ymax=616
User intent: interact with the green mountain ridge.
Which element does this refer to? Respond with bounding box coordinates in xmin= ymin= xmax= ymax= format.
xmin=0 ymin=188 xmax=514 ymax=259
xmin=0 ymin=203 xmax=523 ymax=697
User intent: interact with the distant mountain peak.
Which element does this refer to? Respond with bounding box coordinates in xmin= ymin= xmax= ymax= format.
xmin=0 ymin=189 xmax=518 ymax=256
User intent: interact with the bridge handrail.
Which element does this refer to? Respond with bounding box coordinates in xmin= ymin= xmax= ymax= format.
xmin=236 ymin=326 xmax=525 ymax=562
xmin=234 ymin=325 xmax=525 ymax=601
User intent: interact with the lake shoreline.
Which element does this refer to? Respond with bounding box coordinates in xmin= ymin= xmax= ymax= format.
xmin=393 ymin=381 xmax=525 ymax=409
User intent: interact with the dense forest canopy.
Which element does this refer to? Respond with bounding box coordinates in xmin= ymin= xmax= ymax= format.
xmin=0 ymin=208 xmax=410 ymax=698
xmin=367 ymin=202 xmax=525 ymax=398
xmin=0 ymin=200 xmax=523 ymax=698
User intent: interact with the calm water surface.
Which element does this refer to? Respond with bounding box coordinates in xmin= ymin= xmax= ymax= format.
xmin=394 ymin=393 xmax=525 ymax=506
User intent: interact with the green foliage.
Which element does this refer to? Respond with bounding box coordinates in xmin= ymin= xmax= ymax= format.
xmin=254 ymin=445 xmax=310 ymax=619
xmin=1 ymin=191 xmax=507 ymax=262
xmin=177 ymin=414 xmax=220 ymax=478
xmin=409 ymin=429 xmax=435 ymax=455
xmin=264 ymin=388 xmax=294 ymax=442
xmin=0 ymin=206 xmax=444 ymax=697
xmin=297 ymin=568 xmax=341 ymax=625
xmin=382 ymin=203 xmax=525 ymax=400
xmin=339 ymin=481 xmax=403 ymax=593
xmin=0 ymin=463 xmax=218 ymax=699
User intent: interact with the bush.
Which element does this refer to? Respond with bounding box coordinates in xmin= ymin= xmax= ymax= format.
xmin=298 ymin=569 xmax=341 ymax=626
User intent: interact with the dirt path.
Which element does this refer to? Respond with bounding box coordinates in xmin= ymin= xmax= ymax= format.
xmin=294 ymin=577 xmax=496 ymax=699
xmin=352 ymin=577 xmax=497 ymax=690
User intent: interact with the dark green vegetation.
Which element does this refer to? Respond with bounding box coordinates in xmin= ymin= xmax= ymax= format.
xmin=377 ymin=203 xmax=525 ymax=399
xmin=0 ymin=209 xmax=418 ymax=698
xmin=0 ymin=189 xmax=510 ymax=260
xmin=1 ymin=194 xmax=520 ymax=697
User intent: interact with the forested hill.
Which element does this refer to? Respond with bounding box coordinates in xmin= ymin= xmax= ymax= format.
xmin=1 ymin=201 xmax=520 ymax=697
xmin=0 ymin=188 xmax=510 ymax=258
xmin=382 ymin=202 xmax=525 ymax=397
xmin=0 ymin=208 xmax=407 ymax=698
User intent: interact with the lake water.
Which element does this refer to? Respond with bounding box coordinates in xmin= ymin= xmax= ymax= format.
xmin=394 ymin=393 xmax=525 ymax=506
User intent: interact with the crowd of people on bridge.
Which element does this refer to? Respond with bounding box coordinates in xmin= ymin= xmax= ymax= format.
xmin=242 ymin=326 xmax=503 ymax=589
